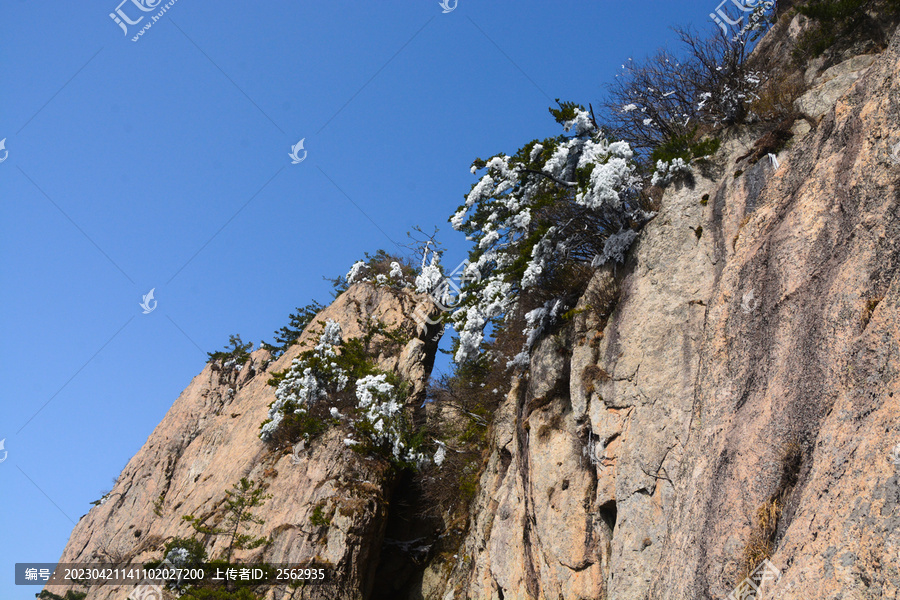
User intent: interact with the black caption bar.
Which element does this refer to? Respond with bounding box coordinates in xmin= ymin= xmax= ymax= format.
xmin=16 ymin=563 xmax=331 ymax=586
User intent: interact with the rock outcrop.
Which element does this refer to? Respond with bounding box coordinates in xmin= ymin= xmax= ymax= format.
xmin=429 ymin=21 xmax=900 ymax=600
xmin=47 ymin=283 xmax=439 ymax=600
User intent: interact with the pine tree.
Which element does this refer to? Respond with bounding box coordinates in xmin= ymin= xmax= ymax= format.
xmin=183 ymin=477 xmax=271 ymax=562
xmin=222 ymin=478 xmax=270 ymax=561
xmin=207 ymin=334 xmax=254 ymax=365
xmin=264 ymin=301 xmax=325 ymax=357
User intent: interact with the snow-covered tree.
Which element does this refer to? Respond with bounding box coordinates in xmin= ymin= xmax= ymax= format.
xmin=259 ymin=319 xmax=347 ymax=442
xmin=260 ymin=318 xmax=431 ymax=468
xmin=448 ymin=102 xmax=649 ymax=364
xmin=341 ymin=374 xmax=428 ymax=466
xmin=333 ymin=250 xmax=415 ymax=293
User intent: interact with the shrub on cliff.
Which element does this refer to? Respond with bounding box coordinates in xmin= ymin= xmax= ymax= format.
xmin=262 ymin=301 xmax=326 ymax=358
xmin=440 ymin=12 xmax=790 ymax=369
xmin=447 ymin=102 xmax=648 ymax=365
xmin=182 ymin=477 xmax=271 ymax=563
xmin=207 ymin=334 xmax=253 ymax=367
xmin=602 ymin=16 xmax=774 ymax=162
xmin=416 ymin=354 xmax=510 ymax=520
xmin=330 ymin=249 xmax=416 ymax=294
xmin=793 ymin=0 xmax=900 ymax=61
xmin=261 ymin=318 xmax=431 ymax=468
xmin=260 ymin=319 xmax=359 ymax=443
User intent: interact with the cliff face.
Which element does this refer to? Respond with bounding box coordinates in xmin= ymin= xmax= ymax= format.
xmin=51 ymin=283 xmax=438 ymax=600
xmin=432 ymin=23 xmax=900 ymax=600
xmin=50 ymin=18 xmax=900 ymax=600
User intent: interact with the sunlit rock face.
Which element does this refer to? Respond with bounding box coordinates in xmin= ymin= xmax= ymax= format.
xmin=48 ymin=282 xmax=437 ymax=600
xmin=438 ymin=26 xmax=900 ymax=600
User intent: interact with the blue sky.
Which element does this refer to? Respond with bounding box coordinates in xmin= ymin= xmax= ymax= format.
xmin=2 ymin=0 xmax=722 ymax=596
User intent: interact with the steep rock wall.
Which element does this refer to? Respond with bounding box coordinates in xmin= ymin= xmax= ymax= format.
xmin=436 ymin=26 xmax=900 ymax=600
xmin=47 ymin=283 xmax=438 ymax=600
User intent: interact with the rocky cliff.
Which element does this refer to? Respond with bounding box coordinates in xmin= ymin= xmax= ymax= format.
xmin=48 ymin=14 xmax=900 ymax=600
xmin=429 ymin=19 xmax=900 ymax=600
xmin=47 ymin=283 xmax=439 ymax=600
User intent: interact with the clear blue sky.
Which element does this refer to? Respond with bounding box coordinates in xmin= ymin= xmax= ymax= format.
xmin=2 ymin=1 xmax=720 ymax=596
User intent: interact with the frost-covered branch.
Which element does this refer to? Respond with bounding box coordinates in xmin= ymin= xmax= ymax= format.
xmin=447 ymin=103 xmax=650 ymax=364
xmin=517 ymin=167 xmax=576 ymax=187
